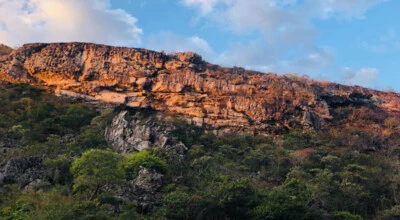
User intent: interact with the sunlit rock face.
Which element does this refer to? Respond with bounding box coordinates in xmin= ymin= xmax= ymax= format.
xmin=1 ymin=42 xmax=400 ymax=135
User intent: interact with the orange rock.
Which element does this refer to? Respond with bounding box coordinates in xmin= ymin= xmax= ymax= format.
xmin=1 ymin=42 xmax=400 ymax=135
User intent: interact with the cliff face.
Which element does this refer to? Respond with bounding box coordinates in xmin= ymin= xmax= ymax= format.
xmin=1 ymin=42 xmax=400 ymax=135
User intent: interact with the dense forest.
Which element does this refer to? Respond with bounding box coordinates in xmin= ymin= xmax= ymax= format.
xmin=1 ymin=83 xmax=400 ymax=219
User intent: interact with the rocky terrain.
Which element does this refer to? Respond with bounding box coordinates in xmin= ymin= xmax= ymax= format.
xmin=1 ymin=42 xmax=400 ymax=136
xmin=1 ymin=42 xmax=400 ymax=219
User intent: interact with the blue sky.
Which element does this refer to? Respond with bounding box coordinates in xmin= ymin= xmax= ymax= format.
xmin=0 ymin=0 xmax=399 ymax=90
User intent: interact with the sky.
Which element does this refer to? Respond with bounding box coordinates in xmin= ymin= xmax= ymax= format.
xmin=0 ymin=0 xmax=399 ymax=90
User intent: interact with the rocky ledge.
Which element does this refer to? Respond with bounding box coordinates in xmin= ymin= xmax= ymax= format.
xmin=1 ymin=42 xmax=400 ymax=135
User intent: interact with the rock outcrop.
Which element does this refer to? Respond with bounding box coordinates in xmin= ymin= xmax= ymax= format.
xmin=1 ymin=42 xmax=400 ymax=135
xmin=0 ymin=156 xmax=45 ymax=187
xmin=105 ymin=110 xmax=187 ymax=154
xmin=120 ymin=167 xmax=163 ymax=212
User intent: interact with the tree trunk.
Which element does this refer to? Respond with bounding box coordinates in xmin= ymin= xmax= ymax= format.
xmin=89 ymin=184 xmax=100 ymax=201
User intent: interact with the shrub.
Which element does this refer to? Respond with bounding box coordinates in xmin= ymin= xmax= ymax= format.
xmin=121 ymin=149 xmax=168 ymax=179
xmin=382 ymin=206 xmax=400 ymax=220
xmin=333 ymin=211 xmax=362 ymax=220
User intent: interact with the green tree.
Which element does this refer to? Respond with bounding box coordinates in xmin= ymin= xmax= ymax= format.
xmin=59 ymin=104 xmax=97 ymax=132
xmin=121 ymin=149 xmax=168 ymax=180
xmin=251 ymin=179 xmax=319 ymax=220
xmin=70 ymin=149 xmax=124 ymax=200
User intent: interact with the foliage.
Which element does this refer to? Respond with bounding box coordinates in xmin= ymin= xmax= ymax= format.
xmin=333 ymin=211 xmax=362 ymax=220
xmin=70 ymin=149 xmax=124 ymax=200
xmin=44 ymin=156 xmax=73 ymax=185
xmin=0 ymin=44 xmax=13 ymax=56
xmin=381 ymin=205 xmax=400 ymax=220
xmin=121 ymin=149 xmax=168 ymax=179
xmin=0 ymin=84 xmax=98 ymax=143
xmin=2 ymin=83 xmax=400 ymax=219
xmin=251 ymin=178 xmax=319 ymax=220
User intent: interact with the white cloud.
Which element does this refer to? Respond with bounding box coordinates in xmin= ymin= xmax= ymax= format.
xmin=0 ymin=0 xmax=142 ymax=47
xmin=179 ymin=0 xmax=389 ymax=77
xmin=182 ymin=0 xmax=221 ymax=13
xmin=147 ymin=32 xmax=334 ymax=76
xmin=341 ymin=67 xmax=380 ymax=87
xmin=183 ymin=0 xmax=388 ymax=19
xmin=147 ymin=32 xmax=216 ymax=61
xmin=315 ymin=0 xmax=389 ymax=18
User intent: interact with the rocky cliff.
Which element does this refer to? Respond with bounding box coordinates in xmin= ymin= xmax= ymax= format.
xmin=1 ymin=42 xmax=400 ymax=135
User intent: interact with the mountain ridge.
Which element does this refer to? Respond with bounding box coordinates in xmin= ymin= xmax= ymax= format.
xmin=1 ymin=42 xmax=399 ymax=135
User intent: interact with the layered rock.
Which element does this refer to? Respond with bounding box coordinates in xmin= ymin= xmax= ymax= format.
xmin=1 ymin=42 xmax=400 ymax=135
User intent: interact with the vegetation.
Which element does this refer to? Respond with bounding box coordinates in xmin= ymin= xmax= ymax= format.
xmin=70 ymin=149 xmax=124 ymax=201
xmin=0 ymin=44 xmax=13 ymax=56
xmin=1 ymin=83 xmax=400 ymax=219
xmin=121 ymin=149 xmax=168 ymax=179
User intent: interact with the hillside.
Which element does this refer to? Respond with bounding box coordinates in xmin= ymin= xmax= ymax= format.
xmin=1 ymin=42 xmax=399 ymax=136
xmin=1 ymin=43 xmax=400 ymax=219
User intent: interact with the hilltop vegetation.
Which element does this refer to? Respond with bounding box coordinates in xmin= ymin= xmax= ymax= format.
xmin=0 ymin=44 xmax=12 ymax=56
xmin=0 ymin=83 xmax=400 ymax=219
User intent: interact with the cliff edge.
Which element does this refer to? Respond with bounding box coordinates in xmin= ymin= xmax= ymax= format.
xmin=1 ymin=42 xmax=399 ymax=135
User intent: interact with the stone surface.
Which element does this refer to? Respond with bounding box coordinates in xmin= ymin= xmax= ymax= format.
xmin=121 ymin=167 xmax=163 ymax=212
xmin=0 ymin=156 xmax=45 ymax=187
xmin=1 ymin=42 xmax=400 ymax=135
xmin=105 ymin=111 xmax=187 ymax=154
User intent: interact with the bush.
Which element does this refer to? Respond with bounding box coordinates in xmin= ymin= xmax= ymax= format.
xmin=333 ymin=211 xmax=362 ymax=220
xmin=121 ymin=149 xmax=168 ymax=179
xmin=59 ymin=104 xmax=98 ymax=131
xmin=44 ymin=157 xmax=72 ymax=184
xmin=382 ymin=206 xmax=400 ymax=220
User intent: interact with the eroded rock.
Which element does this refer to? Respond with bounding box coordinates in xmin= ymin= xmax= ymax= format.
xmin=105 ymin=111 xmax=187 ymax=154
xmin=1 ymin=42 xmax=400 ymax=136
